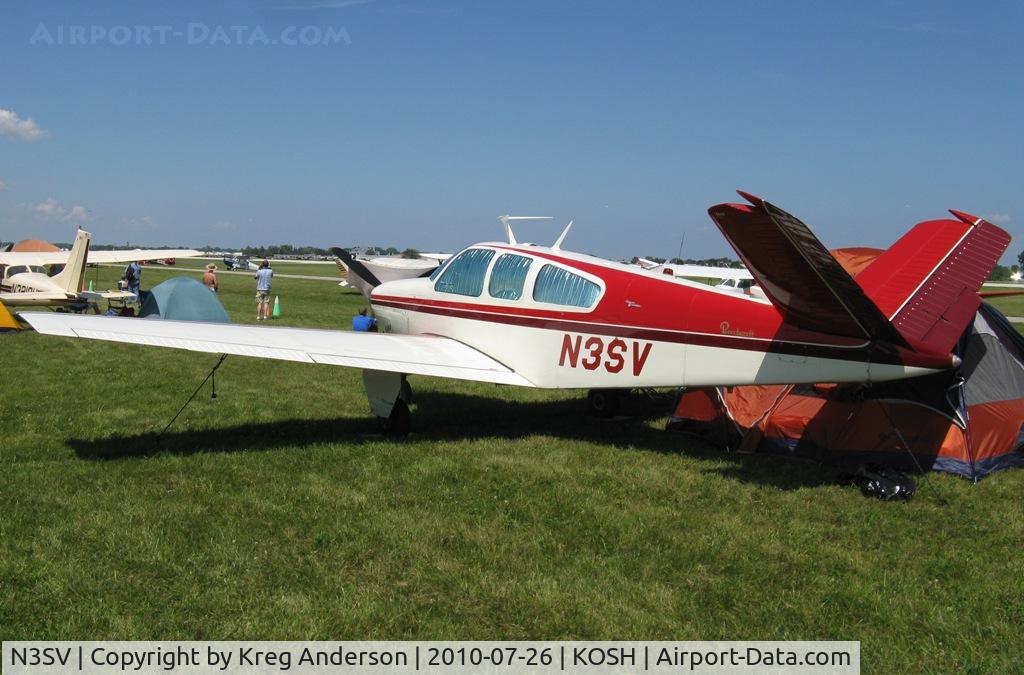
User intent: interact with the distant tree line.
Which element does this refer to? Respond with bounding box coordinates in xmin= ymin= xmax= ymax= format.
xmin=200 ymin=245 xmax=424 ymax=259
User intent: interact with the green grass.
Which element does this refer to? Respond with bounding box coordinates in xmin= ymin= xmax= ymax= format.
xmin=2 ymin=266 xmax=1023 ymax=674
xmin=984 ymin=292 xmax=1024 ymax=318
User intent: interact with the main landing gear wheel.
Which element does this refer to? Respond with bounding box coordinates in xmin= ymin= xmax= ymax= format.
xmin=364 ymin=369 xmax=412 ymax=435
xmin=378 ymin=398 xmax=411 ymax=436
xmin=588 ymin=389 xmax=622 ymax=418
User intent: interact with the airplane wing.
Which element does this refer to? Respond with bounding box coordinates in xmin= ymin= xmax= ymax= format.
xmin=669 ymin=264 xmax=752 ymax=280
xmin=0 ymin=249 xmax=201 ymax=266
xmin=20 ymin=313 xmax=535 ymax=387
xmin=84 ymin=249 xmax=202 ymax=264
xmin=633 ymin=260 xmax=751 ymax=280
xmin=79 ymin=290 xmax=138 ymax=302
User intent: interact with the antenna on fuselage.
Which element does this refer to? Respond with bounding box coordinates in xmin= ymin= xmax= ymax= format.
xmin=498 ymin=215 xmax=552 ymax=245
xmin=552 ymin=221 xmax=573 ymax=251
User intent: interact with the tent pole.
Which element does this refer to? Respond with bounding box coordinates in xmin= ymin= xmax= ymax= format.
xmin=876 ymin=399 xmax=949 ymax=506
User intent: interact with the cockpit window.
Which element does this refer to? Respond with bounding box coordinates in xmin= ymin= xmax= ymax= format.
xmin=434 ymin=248 xmax=495 ymax=297
xmin=532 ymin=264 xmax=601 ymax=308
xmin=488 ymin=254 xmax=532 ymax=300
xmin=6 ymin=265 xmax=29 ymax=277
xmin=30 ymin=265 xmax=46 ymax=274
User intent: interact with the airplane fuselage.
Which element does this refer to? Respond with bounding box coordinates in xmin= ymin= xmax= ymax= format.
xmin=0 ymin=269 xmax=73 ymax=300
xmin=370 ymin=242 xmax=952 ymax=390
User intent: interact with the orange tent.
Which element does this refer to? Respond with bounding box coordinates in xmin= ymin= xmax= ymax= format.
xmin=10 ymin=239 xmax=60 ymax=252
xmin=667 ymin=249 xmax=1024 ymax=481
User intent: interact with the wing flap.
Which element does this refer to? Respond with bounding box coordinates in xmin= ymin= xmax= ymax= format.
xmin=21 ymin=313 xmax=534 ymax=386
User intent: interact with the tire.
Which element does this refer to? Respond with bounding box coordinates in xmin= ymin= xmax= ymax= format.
xmin=588 ymin=389 xmax=621 ymax=418
xmin=387 ymin=398 xmax=412 ymax=436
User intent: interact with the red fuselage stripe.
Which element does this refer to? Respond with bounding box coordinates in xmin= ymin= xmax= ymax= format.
xmin=371 ymin=295 xmax=922 ymax=364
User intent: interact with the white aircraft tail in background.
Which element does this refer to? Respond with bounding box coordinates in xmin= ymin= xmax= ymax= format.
xmin=0 ymin=230 xmax=201 ymax=308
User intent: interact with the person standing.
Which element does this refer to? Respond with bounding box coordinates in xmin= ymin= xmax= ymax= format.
xmin=203 ymin=263 xmax=219 ymax=292
xmin=254 ymin=259 xmax=273 ymax=321
xmin=122 ymin=260 xmax=142 ymax=300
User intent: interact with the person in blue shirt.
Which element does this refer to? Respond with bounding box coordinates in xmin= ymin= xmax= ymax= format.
xmin=122 ymin=261 xmax=142 ymax=300
xmin=352 ymin=307 xmax=377 ymax=332
xmin=254 ymin=259 xmax=273 ymax=321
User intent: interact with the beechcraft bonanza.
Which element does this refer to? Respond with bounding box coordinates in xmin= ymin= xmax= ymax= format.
xmin=0 ymin=229 xmax=201 ymax=309
xmin=23 ymin=191 xmax=1011 ymax=433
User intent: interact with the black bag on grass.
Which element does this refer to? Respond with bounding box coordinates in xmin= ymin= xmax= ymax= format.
xmin=838 ymin=464 xmax=916 ymax=501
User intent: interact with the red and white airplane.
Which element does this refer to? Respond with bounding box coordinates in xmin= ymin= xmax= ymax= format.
xmin=21 ymin=191 xmax=1010 ymax=432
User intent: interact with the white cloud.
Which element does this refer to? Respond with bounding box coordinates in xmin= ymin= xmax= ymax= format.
xmin=0 ymin=180 xmax=7 ymax=191
xmin=986 ymin=213 xmax=1011 ymax=224
xmin=0 ymin=108 xmax=48 ymax=142
xmin=30 ymin=197 xmax=92 ymax=222
xmin=213 ymin=220 xmax=238 ymax=231
xmin=121 ymin=215 xmax=159 ymax=230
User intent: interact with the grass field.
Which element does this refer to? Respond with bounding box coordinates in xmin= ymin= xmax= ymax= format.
xmin=2 ymin=265 xmax=1023 ymax=673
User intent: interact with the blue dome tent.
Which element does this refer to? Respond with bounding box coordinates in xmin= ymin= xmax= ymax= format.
xmin=139 ymin=277 xmax=230 ymax=323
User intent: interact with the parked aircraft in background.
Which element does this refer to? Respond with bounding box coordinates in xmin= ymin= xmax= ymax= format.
xmin=334 ymin=249 xmax=451 ymax=299
xmin=23 ymin=192 xmax=1010 ymax=434
xmin=0 ymin=229 xmax=201 ymax=308
xmin=634 ymin=257 xmax=757 ymax=292
xmin=223 ymin=255 xmax=259 ymax=271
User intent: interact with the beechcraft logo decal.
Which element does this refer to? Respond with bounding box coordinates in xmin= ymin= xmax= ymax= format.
xmin=558 ymin=334 xmax=652 ymax=375
xmin=719 ymin=321 xmax=754 ymax=338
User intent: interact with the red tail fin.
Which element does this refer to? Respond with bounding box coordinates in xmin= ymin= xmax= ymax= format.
xmin=707 ymin=192 xmax=1010 ymax=358
xmin=856 ymin=212 xmax=1010 ymax=355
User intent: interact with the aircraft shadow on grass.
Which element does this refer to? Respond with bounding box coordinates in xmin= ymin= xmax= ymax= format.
xmin=66 ymin=391 xmax=837 ymax=489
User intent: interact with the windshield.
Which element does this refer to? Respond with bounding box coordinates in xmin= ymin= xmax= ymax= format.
xmin=434 ymin=248 xmax=495 ymax=297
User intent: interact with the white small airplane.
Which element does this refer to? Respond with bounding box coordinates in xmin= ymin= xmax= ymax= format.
xmin=21 ymin=192 xmax=1010 ymax=436
xmin=635 ymin=257 xmax=756 ymax=291
xmin=334 ymin=249 xmax=451 ymax=298
xmin=0 ymin=229 xmax=201 ymax=308
xmin=223 ymin=255 xmax=259 ymax=271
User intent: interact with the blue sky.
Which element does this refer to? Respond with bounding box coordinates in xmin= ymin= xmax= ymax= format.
xmin=1 ymin=0 xmax=1021 ymax=262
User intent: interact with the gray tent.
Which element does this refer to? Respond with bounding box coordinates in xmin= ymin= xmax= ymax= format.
xmin=140 ymin=277 xmax=230 ymax=323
